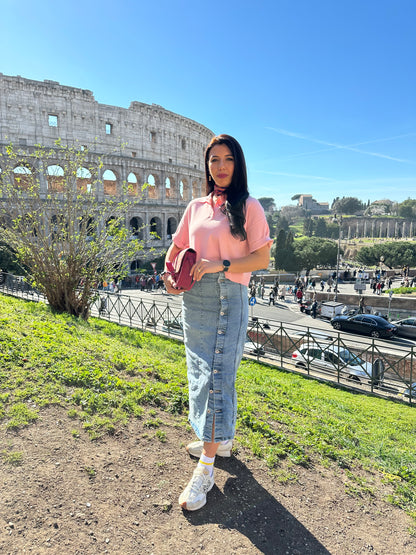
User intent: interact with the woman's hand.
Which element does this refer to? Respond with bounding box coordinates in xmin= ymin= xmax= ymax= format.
xmin=162 ymin=273 xmax=183 ymax=295
xmin=190 ymin=259 xmax=222 ymax=281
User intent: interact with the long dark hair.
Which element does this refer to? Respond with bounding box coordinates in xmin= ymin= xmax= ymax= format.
xmin=204 ymin=134 xmax=249 ymax=241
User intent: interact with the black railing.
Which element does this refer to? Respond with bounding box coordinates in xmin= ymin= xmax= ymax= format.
xmin=0 ymin=272 xmax=414 ymax=405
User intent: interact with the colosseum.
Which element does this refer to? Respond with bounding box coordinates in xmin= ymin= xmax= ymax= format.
xmin=0 ymin=73 xmax=214 ymax=271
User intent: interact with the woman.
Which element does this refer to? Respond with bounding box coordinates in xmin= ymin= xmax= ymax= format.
xmin=163 ymin=134 xmax=272 ymax=511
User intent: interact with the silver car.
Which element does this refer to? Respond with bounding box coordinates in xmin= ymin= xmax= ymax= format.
xmin=402 ymin=382 xmax=416 ymax=399
xmin=391 ymin=318 xmax=416 ymax=339
xmin=292 ymin=342 xmax=373 ymax=382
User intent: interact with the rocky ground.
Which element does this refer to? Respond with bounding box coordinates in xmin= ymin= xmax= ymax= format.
xmin=1 ymin=406 xmax=415 ymax=555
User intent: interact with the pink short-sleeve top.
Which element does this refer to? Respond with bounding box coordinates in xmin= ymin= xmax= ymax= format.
xmin=172 ymin=194 xmax=273 ymax=286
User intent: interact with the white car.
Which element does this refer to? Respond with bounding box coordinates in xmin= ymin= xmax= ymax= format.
xmin=291 ymin=342 xmax=373 ymax=382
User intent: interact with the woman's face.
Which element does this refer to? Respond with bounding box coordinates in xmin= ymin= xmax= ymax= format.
xmin=208 ymin=143 xmax=234 ymax=188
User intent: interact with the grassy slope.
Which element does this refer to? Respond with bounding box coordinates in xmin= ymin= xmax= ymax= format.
xmin=0 ymin=294 xmax=415 ymax=520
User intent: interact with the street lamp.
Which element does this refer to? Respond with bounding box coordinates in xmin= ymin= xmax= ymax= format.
xmin=332 ymin=214 xmax=342 ymax=301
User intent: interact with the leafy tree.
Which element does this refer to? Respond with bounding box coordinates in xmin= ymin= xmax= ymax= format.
xmin=275 ymin=214 xmax=290 ymax=234
xmin=0 ymin=142 xmax=144 ymax=319
xmin=274 ymin=229 xmax=297 ymax=270
xmin=303 ymin=216 xmax=314 ymax=237
xmin=258 ymin=197 xmax=276 ymax=212
xmin=356 ymin=242 xmax=416 ymax=268
xmin=292 ymin=237 xmax=339 ymax=272
xmin=398 ymin=199 xmax=416 ymax=218
xmin=0 ymin=242 xmax=24 ymax=274
xmin=314 ymin=218 xmax=327 ymax=237
xmin=331 ymin=197 xmax=363 ymax=215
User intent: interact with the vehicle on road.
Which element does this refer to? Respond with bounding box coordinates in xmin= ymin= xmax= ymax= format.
xmin=391 ymin=318 xmax=416 ymax=339
xmin=330 ymin=314 xmax=397 ymax=339
xmin=320 ymin=301 xmax=345 ymax=319
xmin=402 ymin=382 xmax=416 ymax=399
xmin=291 ymin=342 xmax=372 ymax=382
xmin=299 ymin=300 xmax=320 ymax=316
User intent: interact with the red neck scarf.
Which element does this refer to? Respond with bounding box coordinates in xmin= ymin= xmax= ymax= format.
xmin=213 ymin=184 xmax=228 ymax=201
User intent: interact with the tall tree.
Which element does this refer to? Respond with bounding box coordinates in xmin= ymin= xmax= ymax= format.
xmin=274 ymin=229 xmax=296 ymax=271
xmin=332 ymin=197 xmax=363 ymax=215
xmin=314 ymin=218 xmax=327 ymax=237
xmin=258 ymin=197 xmax=276 ymax=212
xmin=303 ymin=216 xmax=314 ymax=237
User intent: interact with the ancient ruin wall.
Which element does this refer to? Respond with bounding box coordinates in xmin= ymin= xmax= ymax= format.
xmin=0 ymin=74 xmax=214 ymax=266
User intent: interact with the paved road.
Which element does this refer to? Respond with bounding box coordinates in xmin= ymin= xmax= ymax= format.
xmin=119 ymin=281 xmax=416 ymax=348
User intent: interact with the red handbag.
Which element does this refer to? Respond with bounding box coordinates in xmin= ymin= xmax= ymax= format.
xmin=165 ymin=248 xmax=197 ymax=291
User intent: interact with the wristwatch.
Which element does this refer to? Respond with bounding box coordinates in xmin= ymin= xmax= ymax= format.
xmin=222 ymin=260 xmax=231 ymax=272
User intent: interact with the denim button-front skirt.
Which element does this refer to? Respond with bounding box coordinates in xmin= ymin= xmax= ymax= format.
xmin=182 ymin=272 xmax=248 ymax=442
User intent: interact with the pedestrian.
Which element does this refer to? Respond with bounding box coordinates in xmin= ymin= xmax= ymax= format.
xmin=311 ymin=299 xmax=318 ymax=319
xmin=320 ymin=279 xmax=325 ymax=291
xmin=359 ymin=296 xmax=365 ymax=314
xmin=269 ymin=288 xmax=275 ymax=305
xmin=163 ymin=134 xmax=272 ymax=512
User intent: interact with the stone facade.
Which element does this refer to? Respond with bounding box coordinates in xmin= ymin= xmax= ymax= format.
xmin=0 ymin=73 xmax=214 ymax=269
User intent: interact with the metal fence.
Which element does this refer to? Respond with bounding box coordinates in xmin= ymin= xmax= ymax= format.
xmin=0 ymin=273 xmax=414 ymax=405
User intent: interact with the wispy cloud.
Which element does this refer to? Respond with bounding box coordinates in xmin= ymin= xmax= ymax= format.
xmin=266 ymin=127 xmax=415 ymax=164
xmin=256 ymin=170 xmax=333 ymax=181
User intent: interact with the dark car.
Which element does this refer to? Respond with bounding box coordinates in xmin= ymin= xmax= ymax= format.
xmin=391 ymin=318 xmax=416 ymax=339
xmin=330 ymin=314 xmax=398 ymax=339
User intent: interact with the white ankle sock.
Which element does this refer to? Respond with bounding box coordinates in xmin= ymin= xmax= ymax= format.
xmin=198 ymin=453 xmax=215 ymax=476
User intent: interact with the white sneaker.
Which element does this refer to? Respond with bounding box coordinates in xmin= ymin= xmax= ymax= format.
xmin=179 ymin=466 xmax=215 ymax=511
xmin=186 ymin=439 xmax=233 ymax=458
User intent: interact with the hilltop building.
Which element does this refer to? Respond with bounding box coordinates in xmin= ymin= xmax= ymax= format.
xmin=296 ymin=194 xmax=329 ymax=214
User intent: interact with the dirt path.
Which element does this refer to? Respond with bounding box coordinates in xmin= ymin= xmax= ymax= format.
xmin=1 ymin=407 xmax=415 ymax=554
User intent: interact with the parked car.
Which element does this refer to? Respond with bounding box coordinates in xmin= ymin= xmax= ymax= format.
xmin=391 ymin=318 xmax=416 ymax=339
xmin=330 ymin=314 xmax=398 ymax=339
xmin=291 ymin=343 xmax=372 ymax=382
xmin=402 ymin=382 xmax=416 ymax=399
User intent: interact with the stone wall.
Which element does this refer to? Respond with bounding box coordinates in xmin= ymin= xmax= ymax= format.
xmin=0 ymin=74 xmax=214 ymax=268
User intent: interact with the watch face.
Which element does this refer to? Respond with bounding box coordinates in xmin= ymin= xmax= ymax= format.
xmin=223 ymin=260 xmax=230 ymax=267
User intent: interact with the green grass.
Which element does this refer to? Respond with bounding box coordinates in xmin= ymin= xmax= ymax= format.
xmin=385 ymin=287 xmax=416 ymax=295
xmin=1 ymin=294 xmax=416 ymax=520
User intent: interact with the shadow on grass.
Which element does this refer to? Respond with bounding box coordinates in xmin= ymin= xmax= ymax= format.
xmin=183 ymin=456 xmax=330 ymax=555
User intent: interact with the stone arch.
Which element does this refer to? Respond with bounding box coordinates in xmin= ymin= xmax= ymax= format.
xmin=127 ymin=171 xmax=140 ymax=196
xmin=106 ymin=215 xmax=120 ymax=236
xmin=179 ymin=178 xmax=189 ymax=201
xmin=22 ymin=213 xmax=38 ymax=236
xmin=130 ymin=216 xmax=144 ymax=240
xmin=146 ymin=173 xmax=159 ymax=199
xmin=167 ymin=217 xmax=177 ymax=239
xmin=51 ymin=213 xmax=68 ymax=240
xmin=47 ymin=164 xmax=65 ymax=192
xmin=103 ymin=169 xmax=118 ymax=196
xmin=130 ymin=259 xmax=143 ymax=272
xmin=79 ymin=215 xmax=96 ymax=238
xmin=13 ymin=163 xmax=34 ymax=189
xmin=165 ymin=176 xmax=176 ymax=199
xmin=150 ymin=216 xmax=162 ymax=240
xmin=76 ymin=167 xmax=92 ymax=193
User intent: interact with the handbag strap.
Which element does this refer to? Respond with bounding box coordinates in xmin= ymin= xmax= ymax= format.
xmin=165 ymin=261 xmax=175 ymax=274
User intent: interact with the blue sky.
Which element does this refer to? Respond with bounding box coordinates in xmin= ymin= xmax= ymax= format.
xmin=1 ymin=0 xmax=415 ymax=209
